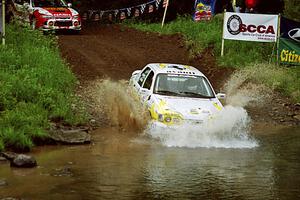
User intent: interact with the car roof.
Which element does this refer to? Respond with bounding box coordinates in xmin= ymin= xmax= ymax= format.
xmin=145 ymin=63 xmax=206 ymax=77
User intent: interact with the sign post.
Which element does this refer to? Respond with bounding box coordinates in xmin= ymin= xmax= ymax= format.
xmin=221 ymin=9 xmax=226 ymax=56
xmin=161 ymin=0 xmax=169 ymax=28
xmin=0 ymin=0 xmax=5 ymax=45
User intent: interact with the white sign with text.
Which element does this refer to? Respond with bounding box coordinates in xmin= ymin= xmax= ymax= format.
xmin=223 ymin=12 xmax=279 ymax=43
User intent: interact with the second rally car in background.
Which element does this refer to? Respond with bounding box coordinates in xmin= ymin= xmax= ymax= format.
xmin=8 ymin=0 xmax=81 ymax=32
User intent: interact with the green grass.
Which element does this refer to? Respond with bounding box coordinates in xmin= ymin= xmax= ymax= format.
xmin=235 ymin=64 xmax=300 ymax=102
xmin=126 ymin=15 xmax=274 ymax=68
xmin=127 ymin=16 xmax=299 ymax=102
xmin=0 ymin=24 xmax=88 ymax=151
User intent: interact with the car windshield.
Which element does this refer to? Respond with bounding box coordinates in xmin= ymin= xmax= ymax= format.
xmin=33 ymin=0 xmax=66 ymax=7
xmin=154 ymin=74 xmax=215 ymax=98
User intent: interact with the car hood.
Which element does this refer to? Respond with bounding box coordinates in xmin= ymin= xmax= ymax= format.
xmin=152 ymin=94 xmax=223 ymax=120
xmin=35 ymin=7 xmax=78 ymax=16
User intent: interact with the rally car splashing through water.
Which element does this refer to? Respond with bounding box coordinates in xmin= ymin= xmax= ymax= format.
xmin=10 ymin=0 xmax=81 ymax=31
xmin=129 ymin=63 xmax=226 ymax=127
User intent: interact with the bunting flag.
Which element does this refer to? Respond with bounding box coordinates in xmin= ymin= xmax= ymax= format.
xmin=148 ymin=4 xmax=154 ymax=13
xmin=156 ymin=0 xmax=161 ymax=9
xmin=108 ymin=13 xmax=113 ymax=22
xmin=83 ymin=0 xmax=163 ymax=21
xmin=120 ymin=10 xmax=126 ymax=20
xmin=140 ymin=4 xmax=146 ymax=14
xmin=114 ymin=10 xmax=119 ymax=17
xmin=88 ymin=10 xmax=94 ymax=20
xmin=100 ymin=11 xmax=104 ymax=19
xmin=82 ymin=12 xmax=88 ymax=21
xmin=94 ymin=12 xmax=100 ymax=21
xmin=134 ymin=8 xmax=140 ymax=17
xmin=163 ymin=0 xmax=168 ymax=8
xmin=126 ymin=8 xmax=132 ymax=17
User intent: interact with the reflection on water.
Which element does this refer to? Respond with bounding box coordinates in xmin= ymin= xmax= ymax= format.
xmin=0 ymin=127 xmax=299 ymax=200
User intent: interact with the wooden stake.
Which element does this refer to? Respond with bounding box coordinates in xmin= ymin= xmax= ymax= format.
xmin=221 ymin=9 xmax=226 ymax=56
xmin=161 ymin=0 xmax=169 ymax=28
xmin=276 ymin=14 xmax=281 ymax=65
xmin=1 ymin=0 xmax=5 ymax=45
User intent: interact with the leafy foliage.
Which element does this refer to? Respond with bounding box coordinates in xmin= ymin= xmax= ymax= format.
xmin=0 ymin=25 xmax=88 ymax=151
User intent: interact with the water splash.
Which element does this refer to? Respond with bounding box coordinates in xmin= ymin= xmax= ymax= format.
xmin=146 ymin=106 xmax=258 ymax=149
xmin=144 ymin=69 xmax=272 ymax=149
xmin=224 ymin=68 xmax=272 ymax=107
xmin=83 ymin=71 xmax=271 ymax=149
xmin=83 ymin=79 xmax=149 ymax=131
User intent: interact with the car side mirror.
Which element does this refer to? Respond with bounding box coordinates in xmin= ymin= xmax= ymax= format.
xmin=216 ymin=93 xmax=226 ymax=100
xmin=132 ymin=70 xmax=141 ymax=76
xmin=67 ymin=3 xmax=72 ymax=8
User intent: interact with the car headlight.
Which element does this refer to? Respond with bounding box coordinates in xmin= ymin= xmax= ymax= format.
xmin=157 ymin=112 xmax=182 ymax=124
xmin=73 ymin=15 xmax=79 ymax=19
xmin=41 ymin=15 xmax=53 ymax=19
xmin=38 ymin=9 xmax=52 ymax=16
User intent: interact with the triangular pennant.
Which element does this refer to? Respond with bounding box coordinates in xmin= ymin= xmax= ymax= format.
xmin=148 ymin=4 xmax=154 ymax=13
xmin=100 ymin=11 xmax=104 ymax=19
xmin=114 ymin=10 xmax=119 ymax=17
xmin=163 ymin=0 xmax=168 ymax=8
xmin=134 ymin=8 xmax=140 ymax=17
xmin=140 ymin=4 xmax=146 ymax=14
xmin=88 ymin=10 xmax=94 ymax=19
xmin=156 ymin=0 xmax=161 ymax=9
xmin=120 ymin=11 xmax=126 ymax=20
xmin=126 ymin=8 xmax=132 ymax=17
xmin=108 ymin=13 xmax=113 ymax=21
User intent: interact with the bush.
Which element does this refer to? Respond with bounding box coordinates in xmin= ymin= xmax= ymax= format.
xmin=284 ymin=0 xmax=300 ymax=22
xmin=0 ymin=24 xmax=88 ymax=151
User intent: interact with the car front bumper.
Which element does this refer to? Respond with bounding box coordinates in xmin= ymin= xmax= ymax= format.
xmin=40 ymin=19 xmax=81 ymax=31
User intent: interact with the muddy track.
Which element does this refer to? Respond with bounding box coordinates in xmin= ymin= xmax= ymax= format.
xmin=58 ymin=24 xmax=299 ymax=126
xmin=58 ymin=24 xmax=231 ymax=89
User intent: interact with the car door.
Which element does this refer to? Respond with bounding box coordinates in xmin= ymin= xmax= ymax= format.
xmin=135 ymin=67 xmax=154 ymax=102
xmin=140 ymin=70 xmax=154 ymax=104
xmin=134 ymin=67 xmax=151 ymax=92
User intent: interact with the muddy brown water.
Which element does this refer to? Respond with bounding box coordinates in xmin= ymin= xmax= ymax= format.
xmin=0 ymin=126 xmax=299 ymax=200
xmin=1 ymin=25 xmax=298 ymax=199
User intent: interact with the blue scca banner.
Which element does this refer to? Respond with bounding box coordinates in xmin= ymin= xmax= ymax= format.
xmin=193 ymin=0 xmax=216 ymax=21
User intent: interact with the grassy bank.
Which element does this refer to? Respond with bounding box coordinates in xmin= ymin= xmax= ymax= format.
xmin=127 ymin=17 xmax=300 ymax=102
xmin=0 ymin=25 xmax=87 ymax=151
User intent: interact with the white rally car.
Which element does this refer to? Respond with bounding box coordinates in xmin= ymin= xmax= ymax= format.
xmin=129 ymin=63 xmax=226 ymax=126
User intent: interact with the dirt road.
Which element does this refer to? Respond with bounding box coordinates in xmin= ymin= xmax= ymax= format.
xmin=58 ymin=24 xmax=230 ymax=89
xmin=58 ymin=24 xmax=299 ymax=126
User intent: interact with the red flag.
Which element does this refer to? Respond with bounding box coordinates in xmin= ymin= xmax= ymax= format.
xmin=149 ymin=5 xmax=154 ymax=13
xmin=163 ymin=0 xmax=168 ymax=8
xmin=120 ymin=11 xmax=126 ymax=20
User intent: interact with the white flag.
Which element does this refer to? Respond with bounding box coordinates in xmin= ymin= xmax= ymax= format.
xmin=127 ymin=8 xmax=131 ymax=16
xmin=140 ymin=4 xmax=146 ymax=14
xmin=156 ymin=0 xmax=161 ymax=9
